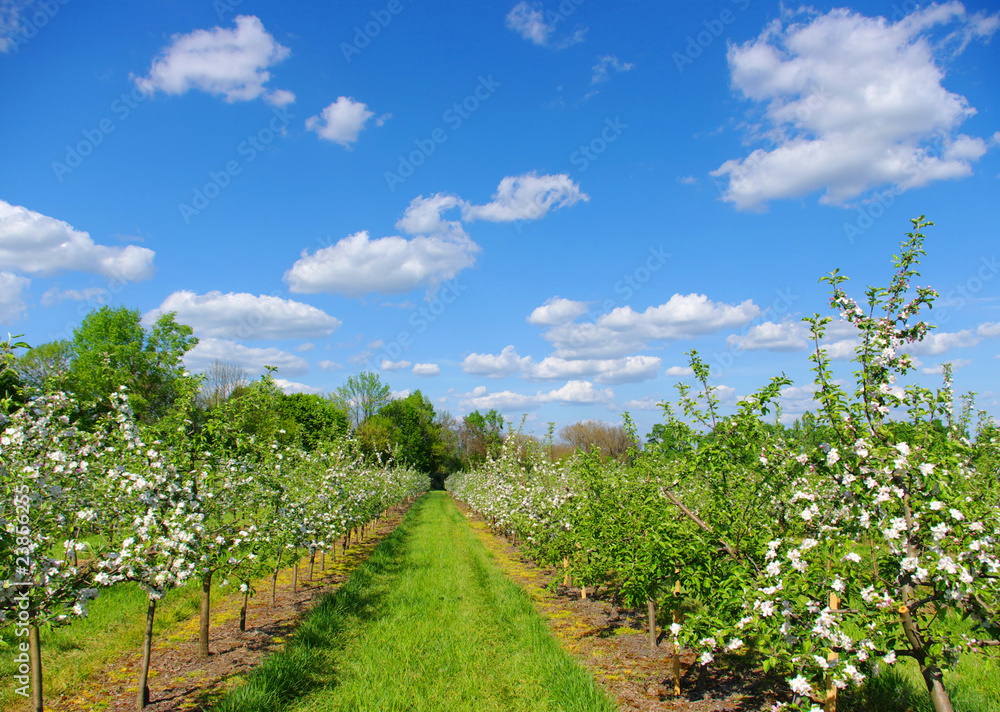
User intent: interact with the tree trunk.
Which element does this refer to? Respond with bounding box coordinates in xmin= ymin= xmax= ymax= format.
xmin=199 ymin=569 xmax=212 ymax=657
xmin=648 ymin=597 xmax=658 ymax=649
xmin=320 ymin=548 xmax=325 ymax=571
xmin=239 ymin=587 xmax=249 ymax=632
xmin=293 ymin=558 xmax=298 ymax=594
xmin=309 ymin=549 xmax=315 ymax=581
xmin=137 ymin=598 xmax=156 ymax=710
xmin=29 ymin=624 xmax=43 ymax=712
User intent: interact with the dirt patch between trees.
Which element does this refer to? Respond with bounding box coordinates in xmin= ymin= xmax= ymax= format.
xmin=33 ymin=502 xmax=413 ymax=712
xmin=456 ymin=500 xmax=789 ymax=712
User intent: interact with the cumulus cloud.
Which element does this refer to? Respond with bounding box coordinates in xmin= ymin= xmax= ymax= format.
xmin=147 ymin=291 xmax=341 ymax=340
xmin=0 ymin=200 xmax=155 ymax=281
xmin=527 ymin=355 xmax=661 ymax=384
xmin=726 ymin=319 xmax=861 ymax=359
xmin=462 ymin=345 xmax=531 ymax=378
xmin=380 ymin=359 xmax=412 ymax=371
xmin=275 ymin=378 xmax=324 ymax=395
xmin=505 ymin=1 xmax=585 ymax=49
xmin=462 ymin=173 xmax=588 ymax=223
xmin=977 ymin=322 xmax=1000 ymax=338
xmin=621 ymin=397 xmax=663 ymax=411
xmin=184 ymin=338 xmax=309 ymax=377
xmin=284 ymin=230 xmax=480 ymax=298
xmin=904 ymin=329 xmax=981 ymax=355
xmin=922 ymin=358 xmax=973 ymax=375
xmin=284 ymin=173 xmax=584 ymax=299
xmin=134 ymin=15 xmax=293 ymax=105
xmin=412 ymin=363 xmax=441 ymax=376
xmin=0 ymin=271 xmax=29 ymax=321
xmin=317 ymin=359 xmax=343 ymax=372
xmin=665 ymin=365 xmax=694 ymax=377
xmin=0 ymin=0 xmax=30 ymax=53
xmin=462 ymin=345 xmax=659 ymax=384
xmin=306 ymin=96 xmax=376 ymax=147
xmin=713 ymin=4 xmax=998 ymax=210
xmin=526 ymin=297 xmax=590 ymax=326
xmin=460 ymin=379 xmax=613 ymax=412
xmin=543 ymin=293 xmax=760 ymax=358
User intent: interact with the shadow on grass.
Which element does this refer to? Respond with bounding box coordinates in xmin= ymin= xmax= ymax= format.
xmin=206 ymin=498 xmax=423 ymax=712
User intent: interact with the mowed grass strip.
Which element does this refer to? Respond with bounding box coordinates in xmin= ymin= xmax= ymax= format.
xmin=213 ymin=491 xmax=617 ymax=712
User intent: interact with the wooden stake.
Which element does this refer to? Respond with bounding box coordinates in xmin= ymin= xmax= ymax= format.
xmin=137 ymin=599 xmax=155 ymax=710
xmin=673 ymin=576 xmax=683 ymax=695
xmin=648 ymin=597 xmax=658 ymax=649
xmin=825 ymin=591 xmax=839 ymax=712
xmin=29 ymin=624 xmax=43 ymax=712
xmin=563 ymin=557 xmax=571 ymax=587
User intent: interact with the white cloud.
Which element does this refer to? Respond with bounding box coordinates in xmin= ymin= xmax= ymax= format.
xmin=527 ymin=355 xmax=661 ymax=384
xmin=543 ymin=293 xmax=760 ymax=358
xmin=459 ymin=379 xmax=612 ymax=412
xmin=921 ymin=358 xmax=973 ymax=375
xmin=462 ymin=345 xmax=531 ymax=378
xmin=284 ymin=230 xmax=480 ymax=297
xmin=905 ymin=329 xmax=981 ymax=355
xmin=380 ymin=359 xmax=412 ymax=371
xmin=396 ymin=193 xmax=466 ymax=237
xmin=714 ymin=4 xmax=998 ymax=210
xmin=621 ymin=397 xmax=662 ymax=411
xmin=285 ymin=173 xmax=585 ymax=299
xmin=0 ymin=271 xmax=29 ymax=321
xmin=978 ymin=322 xmax=1000 ymax=338
xmin=678 ymin=175 xmax=698 ymax=185
xmin=294 ymin=342 xmax=316 ymax=352
xmin=0 ymin=200 xmax=155 ymax=281
xmin=591 ymin=55 xmax=634 ymax=84
xmin=317 ymin=359 xmax=343 ymax=372
xmin=462 ymin=173 xmax=588 ymax=223
xmin=505 ymin=1 xmax=585 ymax=49
xmin=184 ymin=338 xmax=309 ymax=377
xmin=412 ymin=363 xmax=441 ymax=376
xmin=665 ymin=365 xmax=694 ymax=377
xmin=148 ymin=290 xmax=341 ymax=339
xmin=134 ymin=15 xmax=293 ymax=105
xmin=727 ymin=320 xmax=811 ymax=352
xmin=527 ymin=297 xmax=590 ymax=326
xmin=40 ymin=286 xmax=108 ymax=307
xmin=306 ymin=96 xmax=376 ymax=147
xmin=275 ymin=378 xmax=324 ymax=395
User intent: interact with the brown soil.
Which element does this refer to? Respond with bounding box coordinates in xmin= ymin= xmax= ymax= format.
xmin=35 ymin=501 xmax=413 ymax=712
xmin=457 ymin=500 xmax=790 ymax=712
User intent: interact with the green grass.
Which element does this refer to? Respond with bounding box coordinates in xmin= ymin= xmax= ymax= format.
xmin=0 ymin=575 xmax=227 ymax=709
xmin=212 ymin=491 xmax=617 ymax=712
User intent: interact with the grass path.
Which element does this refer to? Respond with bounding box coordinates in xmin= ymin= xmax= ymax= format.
xmin=214 ymin=491 xmax=617 ymax=712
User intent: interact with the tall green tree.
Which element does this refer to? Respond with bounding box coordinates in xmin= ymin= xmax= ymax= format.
xmin=68 ymin=306 xmax=198 ymax=424
xmin=332 ymin=371 xmax=391 ymax=429
xmin=275 ymin=392 xmax=349 ymax=450
xmin=14 ymin=339 xmax=73 ymax=395
xmin=379 ymin=390 xmax=438 ymax=474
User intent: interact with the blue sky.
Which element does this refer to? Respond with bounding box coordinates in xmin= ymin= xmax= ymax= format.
xmin=2 ymin=0 xmax=999 ymax=438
